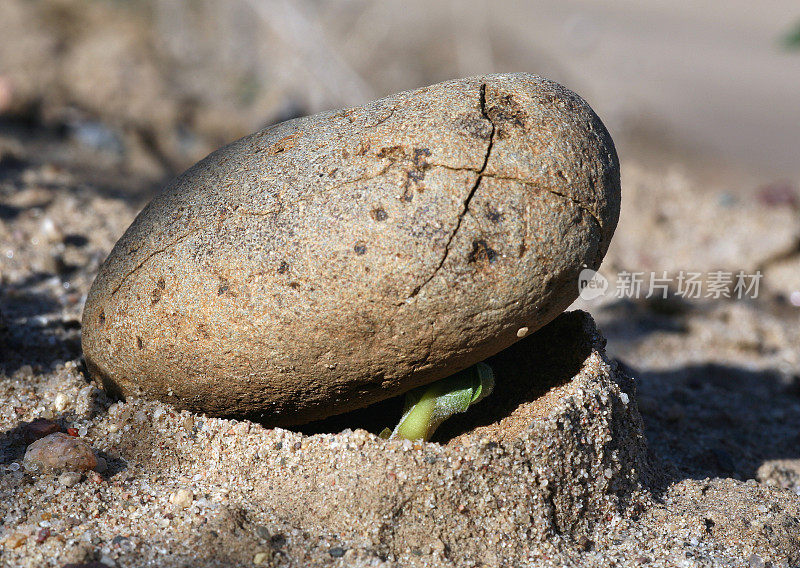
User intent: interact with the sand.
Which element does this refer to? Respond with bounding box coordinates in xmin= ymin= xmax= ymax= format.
xmin=2 ymin=121 xmax=799 ymax=567
xmin=1 ymin=1 xmax=799 ymax=565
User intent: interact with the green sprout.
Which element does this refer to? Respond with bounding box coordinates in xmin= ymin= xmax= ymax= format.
xmin=381 ymin=362 xmax=495 ymax=442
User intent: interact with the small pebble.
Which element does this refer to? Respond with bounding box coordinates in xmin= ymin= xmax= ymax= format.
xmin=59 ymin=471 xmax=82 ymax=487
xmin=329 ymin=546 xmax=345 ymax=558
xmin=255 ymin=525 xmax=271 ymax=540
xmin=35 ymin=527 xmax=51 ymax=544
xmin=23 ymin=432 xmax=98 ymax=472
xmin=54 ymin=392 xmax=70 ymax=412
xmin=169 ymin=488 xmax=194 ymax=508
xmin=516 ymin=327 xmax=529 ymax=338
xmin=253 ymin=551 xmax=272 ymax=565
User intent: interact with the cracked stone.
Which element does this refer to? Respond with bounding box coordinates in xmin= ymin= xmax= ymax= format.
xmin=82 ymin=73 xmax=620 ymax=424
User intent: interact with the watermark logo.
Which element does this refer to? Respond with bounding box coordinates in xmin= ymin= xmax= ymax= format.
xmin=577 ymin=269 xmax=765 ymax=302
xmin=578 ymin=268 xmax=609 ymax=300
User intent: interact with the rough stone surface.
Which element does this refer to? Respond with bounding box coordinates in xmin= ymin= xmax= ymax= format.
xmin=22 ymin=432 xmax=98 ymax=472
xmin=81 ymin=73 xmax=620 ymax=424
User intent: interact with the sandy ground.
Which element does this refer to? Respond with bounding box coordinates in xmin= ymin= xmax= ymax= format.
xmin=1 ymin=1 xmax=800 ymax=566
xmin=1 ymin=111 xmax=799 ymax=567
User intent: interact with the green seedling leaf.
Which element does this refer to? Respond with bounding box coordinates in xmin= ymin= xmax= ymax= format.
xmin=390 ymin=362 xmax=494 ymax=441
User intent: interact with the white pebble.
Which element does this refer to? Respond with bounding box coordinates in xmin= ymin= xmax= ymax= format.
xmin=169 ymin=488 xmax=194 ymax=509
xmin=58 ymin=471 xmax=82 ymax=487
xmin=516 ymin=327 xmax=529 ymax=338
xmin=54 ymin=392 xmax=69 ymax=412
xmin=619 ymin=392 xmax=629 ymax=405
xmin=254 ymin=551 xmax=272 ymax=565
xmin=40 ymin=217 xmax=58 ymax=239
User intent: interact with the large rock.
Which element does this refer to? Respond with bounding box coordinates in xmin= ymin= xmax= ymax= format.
xmin=81 ymin=73 xmax=620 ymax=424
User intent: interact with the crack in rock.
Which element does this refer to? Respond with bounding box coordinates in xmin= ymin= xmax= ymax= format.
xmin=425 ymin=166 xmax=604 ymax=232
xmin=107 ymin=226 xmax=203 ymax=298
xmin=408 ymin=83 xmax=496 ymax=299
xmin=364 ymin=100 xmax=402 ymax=128
xmin=539 ymin=187 xmax=603 ymax=232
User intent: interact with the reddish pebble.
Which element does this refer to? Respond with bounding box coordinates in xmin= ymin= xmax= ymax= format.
xmin=23 ymin=432 xmax=98 ymax=472
xmin=67 ymin=427 xmax=79 ymax=437
xmin=757 ymin=181 xmax=799 ymax=209
xmin=22 ymin=418 xmax=60 ymax=444
xmin=35 ymin=527 xmax=50 ymax=544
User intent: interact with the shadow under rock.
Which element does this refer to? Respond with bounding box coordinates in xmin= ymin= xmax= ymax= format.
xmin=592 ymin=296 xmax=692 ymax=345
xmin=623 ymin=360 xmax=800 ymax=488
xmin=297 ymin=312 xmax=595 ymax=443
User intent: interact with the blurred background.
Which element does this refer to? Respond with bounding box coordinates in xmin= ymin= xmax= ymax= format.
xmin=1 ymin=0 xmax=800 ymax=483
xmin=1 ymin=0 xmax=799 ymax=177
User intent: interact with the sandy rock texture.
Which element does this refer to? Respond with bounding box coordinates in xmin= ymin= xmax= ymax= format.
xmin=81 ymin=74 xmax=620 ymax=424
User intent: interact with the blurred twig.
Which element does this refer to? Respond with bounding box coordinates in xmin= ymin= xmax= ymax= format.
xmin=242 ymin=0 xmax=374 ymax=107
